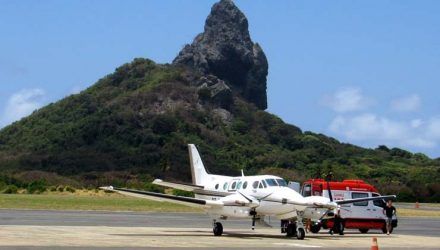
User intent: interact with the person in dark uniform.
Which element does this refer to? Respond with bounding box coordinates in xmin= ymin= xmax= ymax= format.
xmin=329 ymin=209 xmax=344 ymax=235
xmin=383 ymin=200 xmax=396 ymax=235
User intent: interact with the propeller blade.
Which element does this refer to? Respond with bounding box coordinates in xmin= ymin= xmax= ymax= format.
xmin=326 ymin=172 xmax=334 ymax=202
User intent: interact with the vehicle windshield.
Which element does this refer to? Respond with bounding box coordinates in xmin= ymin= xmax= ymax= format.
xmin=276 ymin=179 xmax=287 ymax=186
xmin=264 ymin=179 xmax=278 ymax=186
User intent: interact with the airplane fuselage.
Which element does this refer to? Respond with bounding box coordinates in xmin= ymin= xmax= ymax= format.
xmin=194 ymin=174 xmax=331 ymax=221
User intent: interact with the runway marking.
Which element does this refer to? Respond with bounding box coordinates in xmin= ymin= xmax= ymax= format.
xmin=273 ymin=242 xmax=321 ymax=248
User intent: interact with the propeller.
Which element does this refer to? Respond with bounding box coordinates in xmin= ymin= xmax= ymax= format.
xmin=326 ymin=172 xmax=334 ymax=202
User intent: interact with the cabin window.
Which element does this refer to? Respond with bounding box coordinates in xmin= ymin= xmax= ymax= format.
xmin=252 ymin=181 xmax=259 ymax=189
xmin=223 ymin=182 xmax=228 ymax=190
xmin=243 ymin=181 xmax=248 ymax=189
xmin=372 ymin=193 xmax=385 ymax=207
xmin=215 ymin=184 xmax=219 ymax=190
xmin=231 ymin=181 xmax=237 ymax=190
xmin=265 ymin=179 xmax=278 ymax=186
xmin=276 ymin=179 xmax=287 ymax=187
xmin=237 ymin=181 xmax=242 ymax=189
xmin=352 ymin=192 xmax=369 ymax=206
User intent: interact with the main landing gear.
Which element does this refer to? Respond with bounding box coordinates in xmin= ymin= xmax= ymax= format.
xmin=213 ymin=220 xmax=223 ymax=236
xmin=281 ymin=211 xmax=306 ymax=240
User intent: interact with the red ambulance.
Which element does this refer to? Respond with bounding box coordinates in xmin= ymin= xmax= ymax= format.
xmin=301 ymin=179 xmax=397 ymax=234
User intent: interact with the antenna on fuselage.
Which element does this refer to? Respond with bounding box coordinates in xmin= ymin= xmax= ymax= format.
xmin=241 ymin=169 xmax=245 ymax=177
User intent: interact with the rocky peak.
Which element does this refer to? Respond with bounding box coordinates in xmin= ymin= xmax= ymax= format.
xmin=173 ymin=0 xmax=268 ymax=110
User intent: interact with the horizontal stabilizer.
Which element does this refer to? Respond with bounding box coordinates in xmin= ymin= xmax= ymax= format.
xmin=152 ymin=179 xmax=204 ymax=192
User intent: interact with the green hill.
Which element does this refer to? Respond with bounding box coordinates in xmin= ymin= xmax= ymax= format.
xmin=0 ymin=0 xmax=439 ymax=201
xmin=0 ymin=58 xmax=438 ymax=201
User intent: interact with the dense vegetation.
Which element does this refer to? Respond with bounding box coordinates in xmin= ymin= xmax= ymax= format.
xmin=0 ymin=58 xmax=439 ymax=202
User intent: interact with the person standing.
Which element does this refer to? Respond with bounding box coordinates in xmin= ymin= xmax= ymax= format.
xmin=383 ymin=200 xmax=396 ymax=235
xmin=329 ymin=209 xmax=344 ymax=235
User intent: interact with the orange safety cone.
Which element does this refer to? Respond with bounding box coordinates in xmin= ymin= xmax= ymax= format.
xmin=371 ymin=237 xmax=379 ymax=250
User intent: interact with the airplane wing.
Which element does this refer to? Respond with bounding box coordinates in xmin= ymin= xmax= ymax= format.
xmin=100 ymin=186 xmax=223 ymax=208
xmin=335 ymin=195 xmax=396 ymax=205
xmin=152 ymin=179 xmax=204 ymax=191
xmin=278 ymin=195 xmax=396 ymax=209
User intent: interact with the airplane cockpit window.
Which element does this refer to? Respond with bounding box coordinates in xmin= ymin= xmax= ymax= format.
xmin=231 ymin=181 xmax=237 ymax=190
xmin=223 ymin=182 xmax=228 ymax=190
xmin=258 ymin=182 xmax=264 ymax=189
xmin=265 ymin=179 xmax=278 ymax=186
xmin=262 ymin=181 xmax=267 ymax=188
xmin=276 ymin=179 xmax=287 ymax=187
xmin=237 ymin=181 xmax=242 ymax=190
xmin=252 ymin=181 xmax=259 ymax=189
xmin=243 ymin=181 xmax=248 ymax=189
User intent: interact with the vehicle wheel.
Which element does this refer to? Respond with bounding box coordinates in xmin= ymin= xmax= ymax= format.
xmin=310 ymin=224 xmax=321 ymax=234
xmin=359 ymin=229 xmax=369 ymax=234
xmin=213 ymin=222 xmax=223 ymax=236
xmin=296 ymin=228 xmax=305 ymax=240
xmin=286 ymin=223 xmax=296 ymax=237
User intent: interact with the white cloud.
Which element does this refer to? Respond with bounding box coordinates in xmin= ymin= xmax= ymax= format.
xmin=322 ymin=88 xmax=373 ymax=113
xmin=0 ymin=88 xmax=46 ymax=128
xmin=329 ymin=113 xmax=440 ymax=149
xmin=410 ymin=119 xmax=422 ymax=128
xmin=390 ymin=94 xmax=421 ymax=112
xmin=426 ymin=117 xmax=440 ymax=139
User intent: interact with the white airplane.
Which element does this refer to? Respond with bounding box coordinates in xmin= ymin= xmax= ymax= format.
xmin=101 ymin=144 xmax=395 ymax=240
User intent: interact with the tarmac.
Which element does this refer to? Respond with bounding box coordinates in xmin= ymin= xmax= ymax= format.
xmin=0 ymin=209 xmax=439 ymax=250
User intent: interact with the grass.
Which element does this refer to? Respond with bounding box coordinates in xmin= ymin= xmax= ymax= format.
xmin=1 ymin=192 xmax=439 ymax=217
xmin=0 ymin=191 xmax=202 ymax=213
xmin=396 ymin=208 xmax=440 ymax=217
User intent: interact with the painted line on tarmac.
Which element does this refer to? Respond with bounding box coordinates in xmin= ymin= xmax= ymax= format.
xmin=272 ymin=242 xmax=321 ymax=248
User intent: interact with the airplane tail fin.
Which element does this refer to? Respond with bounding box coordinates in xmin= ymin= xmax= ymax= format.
xmin=188 ymin=144 xmax=210 ymax=186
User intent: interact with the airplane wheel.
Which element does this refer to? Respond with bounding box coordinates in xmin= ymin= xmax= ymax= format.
xmin=359 ymin=229 xmax=369 ymax=233
xmin=213 ymin=222 xmax=223 ymax=236
xmin=310 ymin=224 xmax=321 ymax=234
xmin=296 ymin=228 xmax=305 ymax=240
xmin=286 ymin=223 xmax=296 ymax=237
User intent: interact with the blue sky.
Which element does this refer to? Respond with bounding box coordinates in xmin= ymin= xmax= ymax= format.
xmin=1 ymin=0 xmax=439 ymax=157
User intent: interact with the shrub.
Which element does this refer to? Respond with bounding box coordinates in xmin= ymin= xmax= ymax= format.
xmin=65 ymin=186 xmax=76 ymax=193
xmin=49 ymin=186 xmax=57 ymax=192
xmin=144 ymin=183 xmax=164 ymax=193
xmin=171 ymin=189 xmax=194 ymax=197
xmin=27 ymin=180 xmax=47 ymax=194
xmin=57 ymin=185 xmax=64 ymax=192
xmin=3 ymin=185 xmax=18 ymax=194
